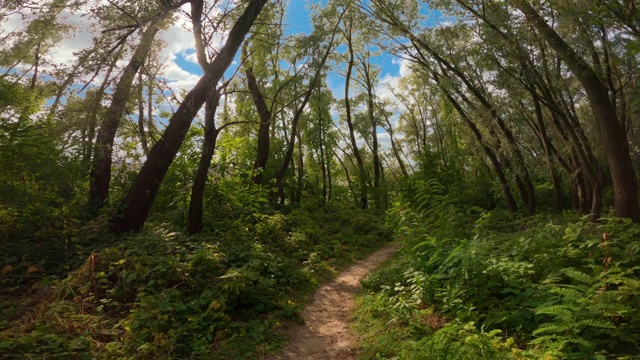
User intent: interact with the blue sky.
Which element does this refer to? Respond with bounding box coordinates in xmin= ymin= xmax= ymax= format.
xmin=171 ymin=0 xmax=405 ymax=97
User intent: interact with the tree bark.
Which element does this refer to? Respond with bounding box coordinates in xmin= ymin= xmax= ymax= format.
xmin=344 ymin=18 xmax=367 ymax=209
xmin=433 ymin=71 xmax=519 ymax=213
xmin=81 ymin=46 xmax=123 ymax=172
xmin=137 ymin=71 xmax=149 ymax=155
xmin=246 ymin=66 xmax=272 ymax=185
xmin=111 ymin=0 xmax=267 ymax=233
xmin=380 ymin=108 xmax=408 ymax=176
xmin=88 ymin=20 xmax=163 ymax=210
xmin=295 ymin=127 xmax=304 ymax=204
xmin=187 ymin=88 xmax=220 ymax=235
xmin=318 ymin=111 xmax=328 ymax=203
xmin=515 ymin=0 xmax=639 ymax=221
xmin=361 ymin=54 xmax=380 ymax=206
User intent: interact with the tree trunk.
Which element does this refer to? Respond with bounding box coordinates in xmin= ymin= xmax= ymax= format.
xmin=88 ymin=20 xmax=163 ymax=210
xmin=187 ymin=88 xmax=221 ymax=235
xmin=434 ymin=72 xmax=519 ymax=213
xmin=246 ymin=66 xmax=272 ymax=185
xmin=111 ymin=0 xmax=267 ymax=233
xmin=81 ymin=47 xmax=123 ymax=172
xmin=318 ymin=112 xmax=328 ymax=204
xmin=515 ymin=0 xmax=639 ymax=221
xmin=381 ymin=109 xmax=408 ymax=176
xmin=273 ymin=88 xmax=313 ymax=204
xmin=336 ymin=151 xmax=356 ymax=206
xmin=344 ymin=19 xmax=367 ymax=209
xmin=137 ymin=71 xmax=149 ymax=155
xmin=362 ymin=55 xmax=380 ymax=206
xmin=326 ymin=136 xmax=333 ymax=202
xmin=295 ymin=128 xmax=304 ymax=204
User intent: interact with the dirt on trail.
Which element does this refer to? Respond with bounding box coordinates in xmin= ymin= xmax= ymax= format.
xmin=270 ymin=244 xmax=399 ymax=360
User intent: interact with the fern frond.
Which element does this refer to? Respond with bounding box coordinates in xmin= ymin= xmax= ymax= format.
xmin=535 ymin=305 xmax=573 ymax=320
xmin=529 ymin=334 xmax=559 ymax=345
xmin=548 ymin=286 xmax=586 ymax=300
xmin=576 ymin=319 xmax=615 ymax=330
xmin=533 ymin=322 xmax=571 ymax=336
xmin=560 ymin=268 xmax=593 ymax=284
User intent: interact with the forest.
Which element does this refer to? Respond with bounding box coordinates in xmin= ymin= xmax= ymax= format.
xmin=1 ymin=0 xmax=639 ymax=358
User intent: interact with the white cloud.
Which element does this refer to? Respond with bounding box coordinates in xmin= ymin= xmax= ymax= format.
xmin=160 ymin=10 xmax=195 ymax=57
xmin=392 ymin=57 xmax=412 ymax=77
xmin=49 ymin=9 xmax=96 ymax=65
xmin=163 ymin=60 xmax=202 ymax=93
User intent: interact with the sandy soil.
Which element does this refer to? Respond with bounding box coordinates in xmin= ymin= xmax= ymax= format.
xmin=269 ymin=244 xmax=399 ymax=360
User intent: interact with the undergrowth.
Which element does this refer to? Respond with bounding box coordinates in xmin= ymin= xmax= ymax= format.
xmin=355 ymin=179 xmax=640 ymax=360
xmin=0 ymin=205 xmax=391 ymax=359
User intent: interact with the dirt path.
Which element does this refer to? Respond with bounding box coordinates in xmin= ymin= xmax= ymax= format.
xmin=270 ymin=244 xmax=399 ymax=360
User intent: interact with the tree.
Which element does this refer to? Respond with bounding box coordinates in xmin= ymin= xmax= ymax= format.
xmin=88 ymin=11 xmax=170 ymax=210
xmin=513 ymin=0 xmax=639 ymax=221
xmin=111 ymin=0 xmax=268 ymax=233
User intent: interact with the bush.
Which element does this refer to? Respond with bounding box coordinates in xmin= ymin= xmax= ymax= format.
xmin=355 ymin=180 xmax=640 ymax=359
xmin=0 ymin=207 xmax=391 ymax=359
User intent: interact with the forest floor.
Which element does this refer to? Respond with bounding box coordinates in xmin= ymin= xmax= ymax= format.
xmin=268 ymin=244 xmax=399 ymax=360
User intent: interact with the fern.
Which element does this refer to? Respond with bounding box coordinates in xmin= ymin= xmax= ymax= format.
xmin=533 ymin=322 xmax=570 ymax=336
xmin=560 ymin=268 xmax=593 ymax=285
xmin=576 ymin=319 xmax=615 ymax=330
xmin=535 ymin=305 xmax=574 ymax=321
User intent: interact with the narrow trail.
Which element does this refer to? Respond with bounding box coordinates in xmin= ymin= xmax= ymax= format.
xmin=270 ymin=244 xmax=399 ymax=360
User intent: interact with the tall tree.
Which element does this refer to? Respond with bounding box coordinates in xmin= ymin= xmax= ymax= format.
xmin=88 ymin=14 xmax=169 ymax=210
xmin=111 ymin=0 xmax=268 ymax=233
xmin=342 ymin=13 xmax=368 ymax=209
xmin=513 ymin=1 xmax=639 ymax=221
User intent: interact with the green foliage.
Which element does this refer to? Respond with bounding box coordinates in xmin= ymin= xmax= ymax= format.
xmin=0 ymin=207 xmax=391 ymax=359
xmin=0 ymin=79 xmax=86 ymax=296
xmin=355 ymin=180 xmax=640 ymax=359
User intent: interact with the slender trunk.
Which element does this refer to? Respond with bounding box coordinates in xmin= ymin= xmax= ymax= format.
xmin=319 ymin=113 xmax=328 ymax=204
xmin=382 ymin=110 xmax=408 ymax=176
xmin=295 ymin=128 xmax=303 ymax=204
xmin=272 ymin=15 xmax=341 ymax=204
xmin=147 ymin=66 xmax=156 ymax=144
xmin=30 ymin=42 xmax=40 ymax=90
xmin=273 ymin=90 xmax=312 ymax=203
xmin=111 ymin=0 xmax=267 ymax=233
xmin=327 ymin=139 xmax=333 ymax=202
xmin=532 ymin=96 xmax=563 ymax=211
xmin=336 ymin=151 xmax=356 ymax=207
xmin=344 ymin=19 xmax=367 ymax=209
xmin=246 ymin=66 xmax=272 ymax=185
xmin=187 ymin=89 xmax=221 ymax=235
xmin=89 ymin=20 xmax=163 ymax=210
xmin=137 ymin=71 xmax=149 ymax=155
xmin=515 ymin=0 xmax=639 ymax=221
xmin=591 ymin=166 xmax=605 ymax=221
xmin=434 ymin=72 xmax=518 ymax=213
xmin=82 ymin=45 xmax=124 ymax=172
xmin=362 ymin=55 xmax=380 ymax=204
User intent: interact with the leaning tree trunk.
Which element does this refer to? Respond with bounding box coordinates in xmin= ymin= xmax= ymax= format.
xmin=273 ymin=89 xmax=312 ymax=204
xmin=88 ymin=20 xmax=163 ymax=210
xmin=187 ymin=89 xmax=221 ymax=235
xmin=515 ymin=0 xmax=639 ymax=222
xmin=434 ymin=72 xmax=519 ymax=213
xmin=81 ymin=45 xmax=124 ymax=171
xmin=246 ymin=66 xmax=272 ymax=185
xmin=111 ymin=0 xmax=268 ymax=233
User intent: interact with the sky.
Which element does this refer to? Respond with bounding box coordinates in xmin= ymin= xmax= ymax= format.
xmin=168 ymin=0 xmax=407 ymax=97
xmin=166 ymin=0 xmax=412 ymax=149
xmin=1 ymin=0 xmax=418 ymax=149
